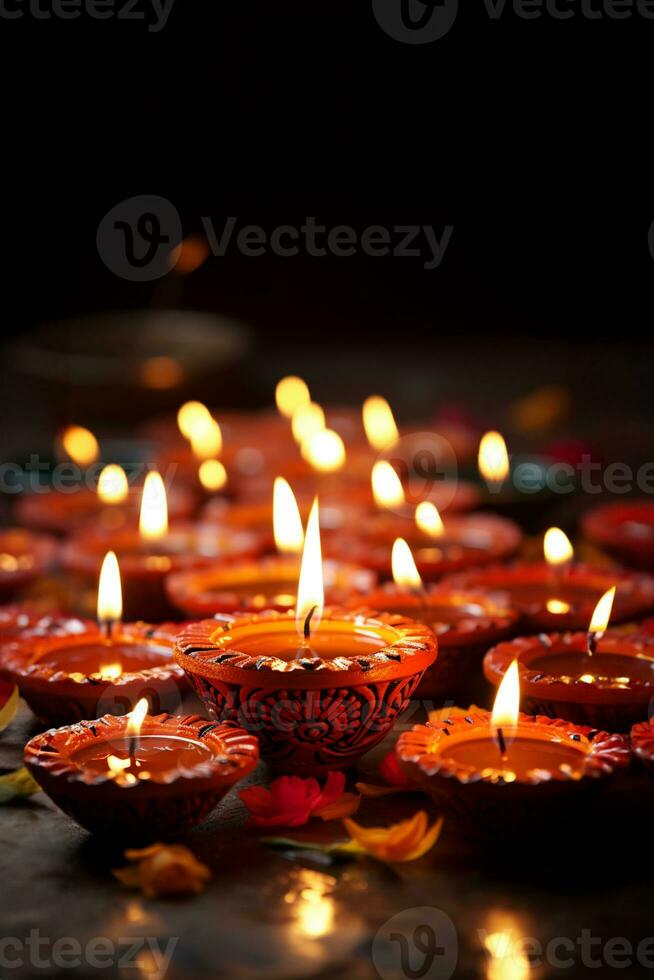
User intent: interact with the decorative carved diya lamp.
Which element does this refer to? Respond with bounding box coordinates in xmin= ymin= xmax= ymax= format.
xmin=1 ymin=552 xmax=187 ymax=725
xmin=62 ymin=472 xmax=260 ymax=619
xmin=166 ymin=476 xmax=375 ymax=616
xmin=445 ymin=528 xmax=654 ymax=632
xmin=328 ymin=480 xmax=522 ymax=581
xmin=347 ymin=538 xmax=518 ymax=702
xmin=175 ymin=499 xmax=437 ymax=775
xmin=24 ymin=698 xmax=259 ymax=841
xmin=397 ymin=659 xmax=630 ymax=839
xmin=484 ymin=587 xmax=654 ymax=731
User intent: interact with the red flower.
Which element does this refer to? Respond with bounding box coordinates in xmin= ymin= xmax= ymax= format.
xmin=379 ymin=750 xmax=418 ymax=790
xmin=240 ymin=771 xmax=359 ymax=828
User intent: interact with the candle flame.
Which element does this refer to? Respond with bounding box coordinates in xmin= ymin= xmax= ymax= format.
xmin=273 ymin=477 xmax=304 ymax=555
xmin=478 ymin=431 xmax=509 ymax=486
xmin=139 ymin=472 xmax=168 ymax=541
xmin=97 ymin=551 xmax=122 ymax=626
xmin=362 ymin=395 xmax=399 ymax=451
xmin=276 ymin=375 xmax=311 ymax=419
xmin=392 ymin=538 xmax=423 ymax=590
xmin=544 ymin=527 xmax=573 ymax=567
xmin=198 ymin=459 xmax=227 ymax=492
xmin=301 ymin=429 xmax=346 ymax=473
xmin=61 ymin=425 xmax=99 ymax=467
xmin=588 ymin=586 xmax=616 ymax=637
xmin=97 ymin=464 xmax=129 ymax=504
xmin=491 ymin=659 xmax=520 ymax=731
xmin=126 ymin=697 xmax=149 ymax=738
xmin=177 ymin=401 xmax=211 ymax=440
xmin=295 ymin=498 xmax=324 ymax=638
xmin=371 ymin=461 xmax=405 ymax=510
xmin=190 ymin=417 xmax=223 ymax=460
xmin=291 ymin=402 xmax=325 ymax=444
xmin=546 ymin=599 xmax=571 ymax=615
xmin=415 ymin=501 xmax=445 ymax=539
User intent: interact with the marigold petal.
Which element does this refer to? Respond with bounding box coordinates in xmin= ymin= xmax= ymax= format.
xmin=314 ymin=793 xmax=360 ymax=821
xmin=400 ymin=817 xmax=444 ymax=861
xmin=355 ymin=782 xmax=402 ymax=798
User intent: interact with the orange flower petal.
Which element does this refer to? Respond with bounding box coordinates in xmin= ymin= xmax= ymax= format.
xmin=355 ymin=782 xmax=403 ymax=798
xmin=314 ymin=793 xmax=361 ymax=821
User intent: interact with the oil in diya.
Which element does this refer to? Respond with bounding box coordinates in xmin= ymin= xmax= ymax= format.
xmin=445 ymin=528 xmax=654 ymax=632
xmin=175 ymin=498 xmax=437 ymax=775
xmin=346 ymin=538 xmax=518 ymax=702
xmin=24 ymin=697 xmax=259 ymax=841
xmin=1 ymin=551 xmax=187 ymax=725
xmin=166 ymin=476 xmax=375 ymax=616
xmin=483 ymin=586 xmax=654 ymax=732
xmin=61 ymin=471 xmax=261 ymax=620
xmin=397 ymin=658 xmax=630 ymax=840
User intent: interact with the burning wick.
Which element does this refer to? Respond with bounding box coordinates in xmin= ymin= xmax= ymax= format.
xmin=303 ymin=604 xmax=318 ymax=643
xmin=587 ymin=586 xmax=616 ymax=657
xmin=496 ymin=727 xmax=507 ymax=758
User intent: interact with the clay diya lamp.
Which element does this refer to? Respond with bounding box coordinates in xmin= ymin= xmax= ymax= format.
xmin=327 ymin=499 xmax=522 ymax=581
xmin=61 ymin=472 xmax=261 ymax=620
xmin=475 ymin=431 xmax=573 ymax=532
xmin=175 ymin=501 xmax=437 ymax=775
xmin=24 ymin=703 xmax=259 ymax=842
xmin=346 ymin=539 xmax=518 ymax=702
xmin=0 ymin=528 xmax=58 ymax=600
xmin=397 ymin=662 xmax=630 ymax=840
xmin=444 ymin=528 xmax=654 ymax=632
xmin=582 ymin=500 xmax=654 ymax=571
xmin=16 ymin=465 xmax=196 ymax=535
xmin=630 ymin=717 xmax=654 ymax=776
xmin=484 ymin=585 xmax=654 ymax=731
xmin=0 ymin=553 xmax=188 ymax=725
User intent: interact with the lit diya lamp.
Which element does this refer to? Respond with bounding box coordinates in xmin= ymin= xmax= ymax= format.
xmin=346 ymin=538 xmax=518 ymax=702
xmin=397 ymin=659 xmax=630 ymax=840
xmin=582 ymin=500 xmax=654 ymax=572
xmin=327 ymin=486 xmax=522 ymax=581
xmin=61 ymin=472 xmax=261 ymax=620
xmin=444 ymin=528 xmax=654 ymax=632
xmin=24 ymin=697 xmax=259 ymax=841
xmin=484 ymin=587 xmax=654 ymax=732
xmin=167 ymin=477 xmax=376 ymax=616
xmin=0 ymin=528 xmax=58 ymax=599
xmin=1 ymin=552 xmax=188 ymax=725
xmin=17 ymin=452 xmax=196 ymax=535
xmin=475 ymin=430 xmax=572 ymax=532
xmin=175 ymin=499 xmax=437 ymax=775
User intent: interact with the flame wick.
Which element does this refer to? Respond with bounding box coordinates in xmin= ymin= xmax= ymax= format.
xmin=588 ymin=631 xmax=598 ymax=657
xmin=497 ymin=726 xmax=507 ymax=758
xmin=303 ymin=604 xmax=318 ymax=643
xmin=103 ymin=619 xmax=113 ymax=641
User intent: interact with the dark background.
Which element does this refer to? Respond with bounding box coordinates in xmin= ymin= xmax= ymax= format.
xmin=0 ymin=2 xmax=651 ymax=439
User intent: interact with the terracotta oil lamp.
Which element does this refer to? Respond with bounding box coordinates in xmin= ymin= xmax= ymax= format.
xmin=347 ymin=538 xmax=518 ymax=702
xmin=175 ymin=500 xmax=437 ymax=775
xmin=24 ymin=699 xmax=259 ymax=841
xmin=167 ymin=479 xmax=375 ymax=616
xmin=582 ymin=500 xmax=654 ymax=571
xmin=397 ymin=660 xmax=630 ymax=840
xmin=16 ymin=464 xmax=196 ymax=536
xmin=444 ymin=528 xmax=654 ymax=632
xmin=484 ymin=588 xmax=654 ymax=732
xmin=0 ymin=528 xmax=58 ymax=599
xmin=630 ymin=717 xmax=654 ymax=777
xmin=1 ymin=552 xmax=188 ymax=725
xmin=327 ymin=485 xmax=522 ymax=581
xmin=61 ymin=472 xmax=262 ymax=620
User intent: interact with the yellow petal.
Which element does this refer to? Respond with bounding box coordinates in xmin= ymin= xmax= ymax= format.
xmin=314 ymin=793 xmax=361 ymax=821
xmin=400 ymin=817 xmax=444 ymax=862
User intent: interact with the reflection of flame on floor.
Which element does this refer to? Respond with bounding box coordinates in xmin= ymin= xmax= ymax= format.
xmin=284 ymin=868 xmax=336 ymax=939
xmin=484 ymin=929 xmax=531 ymax=980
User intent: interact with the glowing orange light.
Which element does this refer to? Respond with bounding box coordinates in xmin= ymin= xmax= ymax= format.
xmin=139 ymin=356 xmax=184 ymax=390
xmin=276 ymin=376 xmax=311 ymax=419
xmin=589 ymin=586 xmax=616 ymax=637
xmin=415 ymin=501 xmax=445 ymax=538
xmin=126 ymin=697 xmax=149 ymax=739
xmin=391 ymin=538 xmax=422 ymax=590
xmin=546 ymin=599 xmax=571 ymax=615
xmin=291 ymin=402 xmax=325 ymax=444
xmin=198 ymin=459 xmax=227 ymax=492
xmin=301 ymin=429 xmax=346 ymax=473
xmin=190 ymin=417 xmax=223 ymax=460
xmin=97 ymin=465 xmax=129 ymax=504
xmin=295 ymin=498 xmax=324 ymax=639
xmin=97 ymin=551 xmax=122 ymax=627
xmin=177 ymin=401 xmax=211 ymax=440
xmin=139 ymin=472 xmax=168 ymax=542
xmin=544 ymin=527 xmax=573 ymax=567
xmin=362 ymin=396 xmax=399 ymax=451
xmin=491 ymin=659 xmax=520 ymax=732
xmin=371 ymin=461 xmax=405 ymax=510
xmin=61 ymin=426 xmax=99 ymax=467
xmin=273 ymin=477 xmax=304 ymax=555
xmin=478 ymin=431 xmax=509 ymax=487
